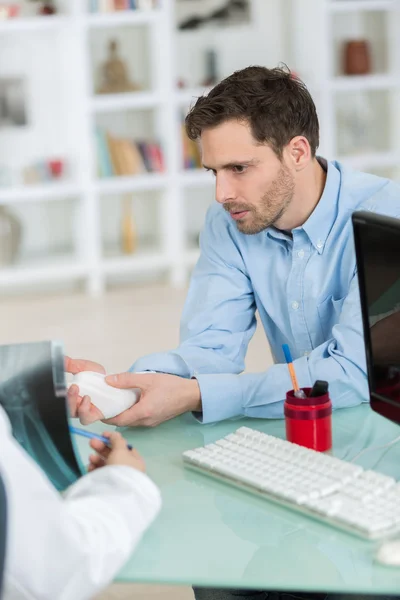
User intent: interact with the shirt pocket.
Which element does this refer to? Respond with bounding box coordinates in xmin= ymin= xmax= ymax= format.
xmin=317 ymin=295 xmax=346 ymax=341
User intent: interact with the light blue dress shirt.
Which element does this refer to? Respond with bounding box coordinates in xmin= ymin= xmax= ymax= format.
xmin=131 ymin=160 xmax=400 ymax=424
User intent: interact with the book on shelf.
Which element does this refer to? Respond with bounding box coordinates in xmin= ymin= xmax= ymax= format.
xmin=96 ymin=128 xmax=164 ymax=178
xmin=181 ymin=123 xmax=202 ymax=170
xmin=89 ymin=0 xmax=158 ymax=12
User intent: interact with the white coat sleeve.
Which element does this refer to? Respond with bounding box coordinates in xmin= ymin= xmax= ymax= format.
xmin=0 ymin=407 xmax=161 ymax=600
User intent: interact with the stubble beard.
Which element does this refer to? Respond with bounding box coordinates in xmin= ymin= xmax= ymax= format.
xmin=226 ymin=164 xmax=295 ymax=235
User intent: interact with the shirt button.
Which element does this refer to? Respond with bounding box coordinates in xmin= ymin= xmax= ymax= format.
xmin=291 ymin=301 xmax=299 ymax=310
xmin=297 ymin=249 xmax=305 ymax=258
xmin=317 ymin=240 xmax=324 ymax=250
xmin=303 ymin=351 xmax=310 ymax=357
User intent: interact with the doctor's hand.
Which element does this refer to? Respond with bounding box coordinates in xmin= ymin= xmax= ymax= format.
xmin=102 ymin=372 xmax=202 ymax=428
xmin=88 ymin=431 xmax=146 ymax=473
xmin=65 ymin=356 xmax=106 ymax=425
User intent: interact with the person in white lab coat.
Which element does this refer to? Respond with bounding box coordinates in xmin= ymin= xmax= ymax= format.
xmin=0 ymin=401 xmax=161 ymax=600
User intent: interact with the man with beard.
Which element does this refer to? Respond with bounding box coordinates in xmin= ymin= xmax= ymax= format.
xmin=70 ymin=65 xmax=400 ymax=431
xmin=69 ymin=66 xmax=400 ymax=599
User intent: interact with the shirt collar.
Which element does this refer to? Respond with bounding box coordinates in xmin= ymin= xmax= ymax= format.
xmin=267 ymin=158 xmax=341 ymax=254
xmin=301 ymin=158 xmax=341 ymax=254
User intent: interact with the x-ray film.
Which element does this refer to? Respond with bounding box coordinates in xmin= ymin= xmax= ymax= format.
xmin=0 ymin=340 xmax=84 ymax=490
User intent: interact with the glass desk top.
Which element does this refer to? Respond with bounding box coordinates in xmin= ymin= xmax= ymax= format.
xmin=75 ymin=404 xmax=400 ymax=594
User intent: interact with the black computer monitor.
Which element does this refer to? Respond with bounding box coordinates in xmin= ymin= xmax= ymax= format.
xmin=353 ymin=210 xmax=400 ymax=425
xmin=0 ymin=341 xmax=84 ymax=491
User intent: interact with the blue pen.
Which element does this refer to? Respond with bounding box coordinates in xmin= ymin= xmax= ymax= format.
xmin=282 ymin=344 xmax=306 ymax=399
xmin=69 ymin=425 xmax=133 ymax=450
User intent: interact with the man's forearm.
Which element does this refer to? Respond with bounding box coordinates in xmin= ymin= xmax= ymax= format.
xmin=131 ymin=343 xmax=246 ymax=381
xmin=195 ymin=345 xmax=368 ymax=424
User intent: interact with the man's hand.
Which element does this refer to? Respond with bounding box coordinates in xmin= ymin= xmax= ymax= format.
xmin=65 ymin=356 xmax=106 ymax=425
xmin=102 ymin=372 xmax=202 ymax=427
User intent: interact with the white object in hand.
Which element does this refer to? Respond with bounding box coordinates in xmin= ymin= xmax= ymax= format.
xmin=72 ymin=371 xmax=140 ymax=419
xmin=375 ymin=540 xmax=400 ymax=567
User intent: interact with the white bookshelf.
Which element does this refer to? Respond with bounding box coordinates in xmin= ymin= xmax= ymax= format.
xmin=1 ymin=0 xmax=398 ymax=296
xmin=175 ymin=87 xmax=212 ymax=107
xmin=329 ymin=73 xmax=397 ymax=91
xmin=0 ymin=15 xmax=71 ymax=34
xmin=343 ymin=151 xmax=400 ymax=170
xmin=85 ymin=9 xmax=160 ymax=28
xmin=90 ymin=91 xmax=163 ymax=112
xmin=101 ymin=249 xmax=169 ymax=276
xmin=95 ymin=173 xmax=168 ymax=194
xmin=328 ymin=0 xmax=396 ymax=12
xmin=0 ymin=182 xmax=81 ymax=204
xmin=183 ymin=247 xmax=201 ymax=267
xmin=288 ymin=0 xmax=400 ymax=171
xmin=0 ymin=0 xmax=216 ymax=295
xmin=0 ymin=253 xmax=88 ymax=287
xmin=180 ymin=170 xmax=213 ymax=187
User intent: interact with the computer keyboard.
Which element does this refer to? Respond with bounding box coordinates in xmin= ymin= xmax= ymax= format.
xmin=183 ymin=426 xmax=400 ymax=541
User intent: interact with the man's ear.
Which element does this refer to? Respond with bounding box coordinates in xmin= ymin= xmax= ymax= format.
xmin=284 ymin=136 xmax=311 ymax=171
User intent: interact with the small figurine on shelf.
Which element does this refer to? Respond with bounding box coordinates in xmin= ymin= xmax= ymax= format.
xmin=97 ymin=39 xmax=141 ymax=95
xmin=29 ymin=0 xmax=57 ymax=15
xmin=21 ymin=157 xmax=66 ymax=184
xmin=121 ymin=195 xmax=137 ymax=255
xmin=47 ymin=158 xmax=64 ymax=179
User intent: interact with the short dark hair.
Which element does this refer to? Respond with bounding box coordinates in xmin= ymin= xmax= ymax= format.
xmin=185 ymin=65 xmax=319 ymax=158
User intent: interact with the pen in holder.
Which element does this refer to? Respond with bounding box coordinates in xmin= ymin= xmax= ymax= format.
xmin=281 ymin=345 xmax=332 ymax=451
xmin=284 ymin=381 xmax=332 ymax=452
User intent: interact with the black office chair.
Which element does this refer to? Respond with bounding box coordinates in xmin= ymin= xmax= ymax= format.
xmin=0 ymin=472 xmax=7 ymax=599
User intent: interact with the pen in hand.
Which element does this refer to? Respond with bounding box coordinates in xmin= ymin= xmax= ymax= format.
xmin=69 ymin=425 xmax=133 ymax=450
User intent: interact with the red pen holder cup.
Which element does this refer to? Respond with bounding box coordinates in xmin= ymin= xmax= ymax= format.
xmin=284 ymin=388 xmax=332 ymax=452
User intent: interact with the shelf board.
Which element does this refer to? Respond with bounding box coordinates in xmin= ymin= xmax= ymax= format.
xmin=0 ymin=15 xmax=70 ymax=33
xmin=0 ymin=253 xmax=87 ymax=287
xmin=0 ymin=182 xmax=82 ymax=204
xmin=330 ymin=74 xmax=397 ymax=91
xmin=86 ymin=9 xmax=160 ymax=28
xmin=90 ymin=91 xmax=162 ymax=112
xmin=179 ymin=170 xmax=214 ymax=187
xmin=96 ymin=173 xmax=168 ymax=195
xmin=102 ymin=249 xmax=169 ymax=275
xmin=183 ymin=248 xmax=200 ymax=267
xmin=328 ymin=0 xmax=396 ymax=12
xmin=175 ymin=87 xmax=211 ymax=107
xmin=338 ymin=152 xmax=400 ymax=170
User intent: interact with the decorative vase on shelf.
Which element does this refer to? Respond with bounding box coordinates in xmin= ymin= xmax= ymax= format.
xmin=121 ymin=196 xmax=137 ymax=255
xmin=0 ymin=206 xmax=22 ymax=267
xmin=29 ymin=0 xmax=56 ymax=15
xmin=343 ymin=40 xmax=372 ymax=75
xmin=39 ymin=3 xmax=56 ymax=15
